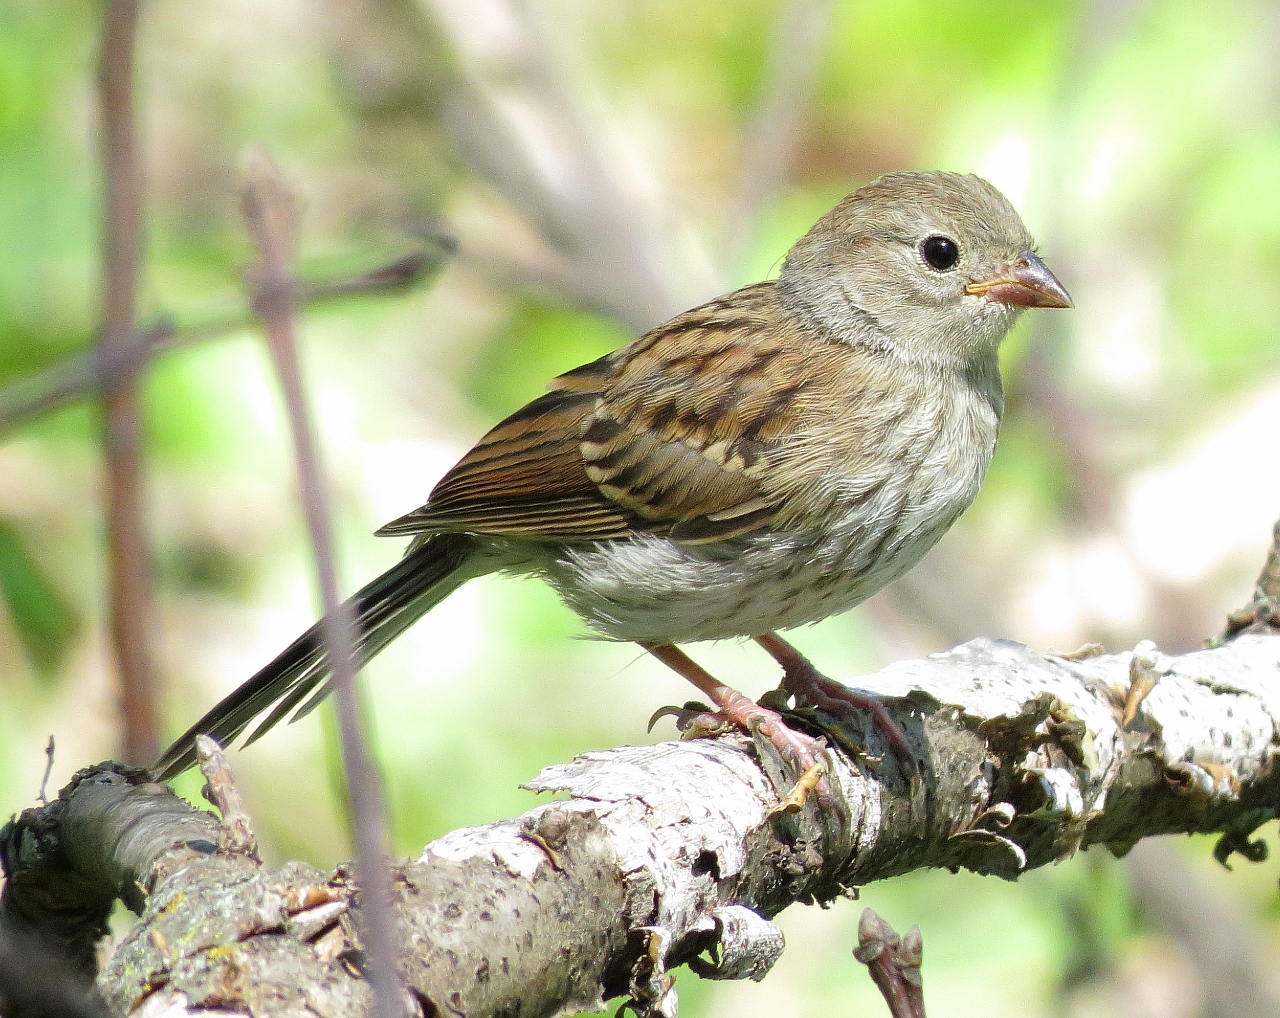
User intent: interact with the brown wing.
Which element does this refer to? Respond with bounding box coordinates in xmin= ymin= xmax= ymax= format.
xmin=375 ymin=385 xmax=637 ymax=541
xmin=377 ymin=282 xmax=837 ymax=544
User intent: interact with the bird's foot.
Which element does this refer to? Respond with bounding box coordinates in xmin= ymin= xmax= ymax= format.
xmin=712 ymin=686 xmax=835 ymax=810
xmin=642 ymin=642 xmax=834 ymax=810
xmin=757 ymin=633 xmax=916 ymax=778
xmin=655 ymin=691 xmax=834 ymax=810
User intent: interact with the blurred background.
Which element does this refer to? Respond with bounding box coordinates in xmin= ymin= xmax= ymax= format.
xmin=2 ymin=0 xmax=1280 ymax=1014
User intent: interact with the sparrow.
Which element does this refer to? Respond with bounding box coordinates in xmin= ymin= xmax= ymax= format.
xmin=154 ymin=170 xmax=1071 ymax=783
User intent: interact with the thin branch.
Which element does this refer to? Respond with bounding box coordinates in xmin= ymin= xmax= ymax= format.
xmin=195 ymin=734 xmax=259 ymax=860
xmin=0 ymin=249 xmax=447 ymax=437
xmin=38 ymin=735 xmax=55 ymax=805
xmin=725 ymin=0 xmax=832 ymax=268
xmin=240 ymin=150 xmax=405 ymax=1018
xmin=98 ymin=0 xmax=156 ymax=767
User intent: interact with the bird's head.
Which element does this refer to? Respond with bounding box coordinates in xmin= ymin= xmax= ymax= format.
xmin=780 ymin=170 xmax=1071 ymax=367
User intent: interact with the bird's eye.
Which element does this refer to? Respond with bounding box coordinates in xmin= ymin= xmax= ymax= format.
xmin=919 ymin=235 xmax=960 ymax=271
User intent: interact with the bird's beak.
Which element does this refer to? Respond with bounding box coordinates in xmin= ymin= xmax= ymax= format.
xmin=966 ymin=250 xmax=1073 ymax=309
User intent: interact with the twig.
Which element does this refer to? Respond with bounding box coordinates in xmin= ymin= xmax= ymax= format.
xmin=725 ymin=0 xmax=832 ymax=268
xmin=854 ymin=910 xmax=926 ymax=1018
xmin=98 ymin=0 xmax=157 ymax=767
xmin=0 ymin=249 xmax=447 ymax=436
xmin=240 ymin=149 xmax=405 ymax=1018
xmin=38 ymin=735 xmax=55 ymax=805
xmin=194 ymin=734 xmax=258 ymax=860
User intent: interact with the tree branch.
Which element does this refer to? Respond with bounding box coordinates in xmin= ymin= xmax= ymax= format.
xmin=5 ymin=616 xmax=1277 ymax=1016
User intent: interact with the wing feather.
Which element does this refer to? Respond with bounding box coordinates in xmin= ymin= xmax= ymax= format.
xmin=376 ymin=282 xmax=876 ymax=545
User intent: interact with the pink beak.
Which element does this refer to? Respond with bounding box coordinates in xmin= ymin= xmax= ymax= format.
xmin=966 ymin=250 xmax=1072 ymax=308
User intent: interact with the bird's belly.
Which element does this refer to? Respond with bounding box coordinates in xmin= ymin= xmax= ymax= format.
xmin=535 ymin=505 xmax=956 ymax=645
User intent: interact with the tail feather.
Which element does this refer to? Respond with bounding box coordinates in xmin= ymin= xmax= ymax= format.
xmin=152 ymin=533 xmax=477 ymax=780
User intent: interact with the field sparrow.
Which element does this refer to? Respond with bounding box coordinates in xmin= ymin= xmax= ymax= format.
xmin=155 ymin=170 xmax=1071 ymax=785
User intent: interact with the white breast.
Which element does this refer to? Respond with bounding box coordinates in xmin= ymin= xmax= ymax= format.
xmin=530 ymin=374 xmax=999 ymax=645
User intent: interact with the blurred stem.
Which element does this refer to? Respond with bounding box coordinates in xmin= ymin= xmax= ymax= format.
xmin=0 ymin=250 xmax=448 ymax=437
xmin=241 ymin=150 xmax=405 ymax=1018
xmin=98 ymin=0 xmax=158 ymax=766
xmin=1125 ymin=837 xmax=1280 ymax=1018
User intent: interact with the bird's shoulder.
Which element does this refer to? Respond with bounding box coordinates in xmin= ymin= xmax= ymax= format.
xmin=557 ymin=279 xmax=891 ymax=440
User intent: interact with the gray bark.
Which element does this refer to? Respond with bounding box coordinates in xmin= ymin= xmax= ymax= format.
xmin=5 ymin=629 xmax=1279 ymax=1018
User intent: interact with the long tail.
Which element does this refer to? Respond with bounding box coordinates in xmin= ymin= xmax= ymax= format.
xmin=153 ymin=533 xmax=478 ymax=780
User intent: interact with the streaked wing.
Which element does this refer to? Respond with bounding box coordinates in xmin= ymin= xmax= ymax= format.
xmin=376 ymin=387 xmax=636 ymax=540
xmin=379 ymin=282 xmax=827 ymax=545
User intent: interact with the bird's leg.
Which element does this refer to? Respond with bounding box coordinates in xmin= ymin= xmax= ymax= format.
xmin=756 ymin=632 xmax=915 ymax=776
xmin=641 ymin=641 xmax=831 ymax=803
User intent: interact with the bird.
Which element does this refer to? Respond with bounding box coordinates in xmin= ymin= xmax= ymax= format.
xmin=153 ymin=170 xmax=1071 ymax=783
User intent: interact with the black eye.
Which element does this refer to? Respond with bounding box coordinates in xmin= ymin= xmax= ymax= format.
xmin=919 ymin=235 xmax=960 ymax=271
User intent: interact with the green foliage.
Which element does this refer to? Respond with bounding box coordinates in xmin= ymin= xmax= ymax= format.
xmin=0 ymin=518 xmax=78 ymax=684
xmin=464 ymin=303 xmax=630 ymax=418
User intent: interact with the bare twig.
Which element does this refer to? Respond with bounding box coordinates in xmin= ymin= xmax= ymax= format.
xmin=240 ymin=150 xmax=405 ymax=1018
xmin=98 ymin=0 xmax=157 ymax=767
xmin=0 ymin=249 xmax=447 ymax=436
xmin=725 ymin=0 xmax=832 ymax=267
xmin=37 ymin=735 xmax=55 ymax=805
xmin=194 ymin=734 xmax=259 ymax=860
xmin=854 ymin=910 xmax=926 ymax=1018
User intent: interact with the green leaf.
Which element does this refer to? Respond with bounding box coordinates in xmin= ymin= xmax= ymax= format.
xmin=0 ymin=518 xmax=78 ymax=684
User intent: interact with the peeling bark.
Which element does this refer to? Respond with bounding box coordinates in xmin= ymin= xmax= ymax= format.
xmin=3 ymin=633 xmax=1279 ymax=1018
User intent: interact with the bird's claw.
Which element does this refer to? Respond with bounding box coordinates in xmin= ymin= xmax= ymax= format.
xmin=650 ymin=695 xmax=836 ymax=809
xmin=779 ymin=667 xmax=917 ymax=778
xmin=648 ymin=700 xmax=732 ymax=738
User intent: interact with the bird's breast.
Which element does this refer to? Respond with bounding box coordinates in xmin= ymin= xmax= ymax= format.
xmin=533 ymin=371 xmax=999 ymax=644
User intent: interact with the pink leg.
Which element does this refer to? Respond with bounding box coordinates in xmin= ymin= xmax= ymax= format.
xmin=642 ymin=641 xmax=830 ymax=794
xmin=756 ymin=632 xmax=915 ymax=776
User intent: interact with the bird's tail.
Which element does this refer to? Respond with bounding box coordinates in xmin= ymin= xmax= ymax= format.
xmin=153 ymin=533 xmax=478 ymax=780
